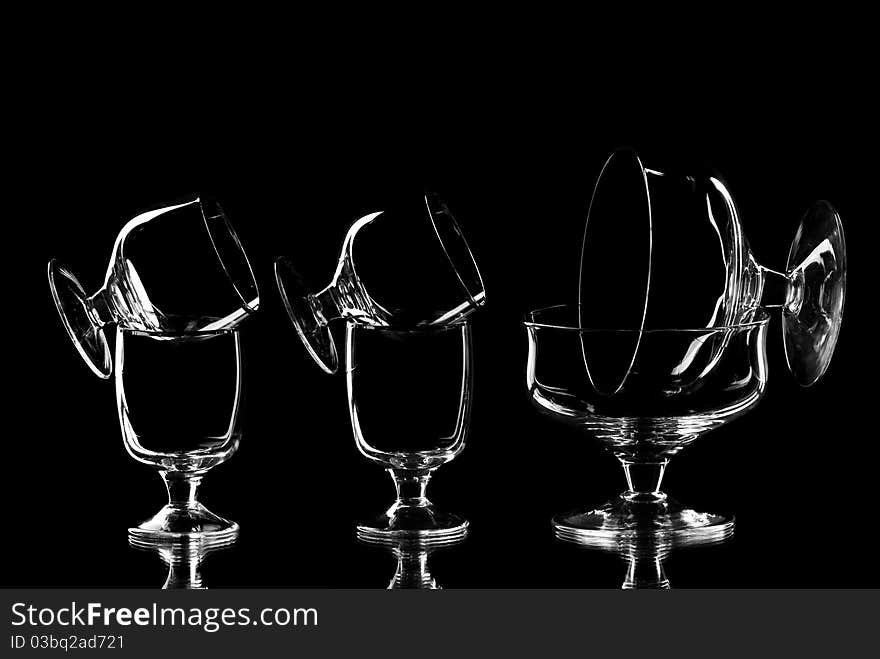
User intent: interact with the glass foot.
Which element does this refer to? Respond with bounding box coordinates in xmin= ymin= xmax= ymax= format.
xmin=782 ymin=199 xmax=846 ymax=386
xmin=47 ymin=259 xmax=112 ymax=379
xmin=128 ymin=502 xmax=239 ymax=544
xmin=552 ymin=493 xmax=734 ymax=546
xmin=357 ymin=503 xmax=468 ymax=543
xmin=274 ymin=257 xmax=339 ymax=374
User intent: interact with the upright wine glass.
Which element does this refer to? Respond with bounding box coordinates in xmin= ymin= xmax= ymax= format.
xmin=276 ymin=191 xmax=485 ymax=374
xmin=116 ymin=326 xmax=243 ymax=543
xmin=48 ymin=195 xmax=259 ymax=378
xmin=579 ymin=149 xmax=845 ymax=393
xmin=346 ymin=321 xmax=473 ymax=542
xmin=525 ymin=305 xmax=770 ymax=543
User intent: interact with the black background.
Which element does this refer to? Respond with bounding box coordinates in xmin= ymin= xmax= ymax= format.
xmin=11 ymin=57 xmax=877 ymax=589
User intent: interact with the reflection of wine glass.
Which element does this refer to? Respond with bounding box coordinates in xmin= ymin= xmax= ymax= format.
xmin=358 ymin=535 xmax=465 ymax=589
xmin=560 ymin=528 xmax=730 ymax=589
xmin=48 ymin=195 xmax=259 ymax=378
xmin=346 ymin=321 xmax=473 ymax=541
xmin=276 ymin=191 xmax=485 ymax=374
xmin=116 ymin=326 xmax=243 ymax=542
xmin=129 ymin=533 xmax=237 ymax=589
xmin=579 ymin=149 xmax=846 ymax=391
xmin=525 ymin=305 xmax=769 ymax=543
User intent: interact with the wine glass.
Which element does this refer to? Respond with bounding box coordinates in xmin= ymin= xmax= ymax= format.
xmin=48 ymin=195 xmax=260 ymax=379
xmin=358 ymin=536 xmax=465 ymax=589
xmin=276 ymin=191 xmax=485 ymax=374
xmin=129 ymin=534 xmax=237 ymax=589
xmin=579 ymin=148 xmax=845 ymax=393
xmin=116 ymin=325 xmax=243 ymax=543
xmin=346 ymin=321 xmax=473 ymax=541
xmin=525 ymin=305 xmax=770 ymax=542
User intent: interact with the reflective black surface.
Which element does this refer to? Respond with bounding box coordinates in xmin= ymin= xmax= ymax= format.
xmin=17 ymin=83 xmax=875 ymax=588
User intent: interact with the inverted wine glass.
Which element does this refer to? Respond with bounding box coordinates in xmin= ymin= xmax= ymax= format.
xmin=276 ymin=191 xmax=485 ymax=374
xmin=346 ymin=321 xmax=473 ymax=542
xmin=579 ymin=148 xmax=845 ymax=393
xmin=525 ymin=305 xmax=769 ymax=543
xmin=48 ymin=195 xmax=259 ymax=378
xmin=116 ymin=325 xmax=243 ymax=543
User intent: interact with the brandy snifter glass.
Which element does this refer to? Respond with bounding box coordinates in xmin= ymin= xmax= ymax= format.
xmin=276 ymin=191 xmax=485 ymax=374
xmin=116 ymin=326 xmax=243 ymax=543
xmin=346 ymin=321 xmax=473 ymax=542
xmin=525 ymin=305 xmax=770 ymax=544
xmin=579 ymin=148 xmax=845 ymax=393
xmin=48 ymin=195 xmax=259 ymax=379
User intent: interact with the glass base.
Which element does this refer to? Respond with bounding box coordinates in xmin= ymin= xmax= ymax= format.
xmin=47 ymin=259 xmax=112 ymax=379
xmin=552 ymin=493 xmax=734 ymax=547
xmin=274 ymin=257 xmax=338 ymax=374
xmin=782 ymin=199 xmax=846 ymax=386
xmin=128 ymin=502 xmax=239 ymax=544
xmin=357 ymin=503 xmax=468 ymax=544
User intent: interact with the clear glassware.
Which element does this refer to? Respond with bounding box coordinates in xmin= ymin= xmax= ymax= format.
xmin=346 ymin=321 xmax=473 ymax=541
xmin=48 ymin=195 xmax=260 ymax=379
xmin=116 ymin=326 xmax=243 ymax=543
xmin=129 ymin=534 xmax=237 ymax=589
xmin=579 ymin=149 xmax=846 ymax=392
xmin=276 ymin=191 xmax=485 ymax=374
xmin=358 ymin=536 xmax=465 ymax=589
xmin=525 ymin=305 xmax=770 ymax=543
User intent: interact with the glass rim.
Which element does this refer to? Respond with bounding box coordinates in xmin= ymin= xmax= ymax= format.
xmin=425 ymin=192 xmax=486 ymax=307
xmin=197 ymin=195 xmax=260 ymax=314
xmin=344 ymin=318 xmax=472 ymax=333
xmin=523 ymin=304 xmax=770 ymax=333
xmin=116 ymin=324 xmax=239 ymax=338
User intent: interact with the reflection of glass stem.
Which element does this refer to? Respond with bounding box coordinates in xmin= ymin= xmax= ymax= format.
xmin=132 ymin=536 xmax=236 ymax=590
xmin=622 ymin=551 xmax=670 ymax=589
xmin=161 ymin=547 xmax=206 ymax=589
xmin=389 ymin=548 xmax=438 ymax=589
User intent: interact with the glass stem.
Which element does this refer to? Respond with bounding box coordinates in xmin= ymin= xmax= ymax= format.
xmin=759 ymin=265 xmax=803 ymax=314
xmin=86 ymin=288 xmax=114 ymax=328
xmin=311 ymin=284 xmax=340 ymax=326
xmin=621 ymin=460 xmax=668 ymax=503
xmin=390 ymin=469 xmax=432 ymax=508
xmin=622 ymin=553 xmax=670 ymax=589
xmin=162 ymin=472 xmax=201 ymax=510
